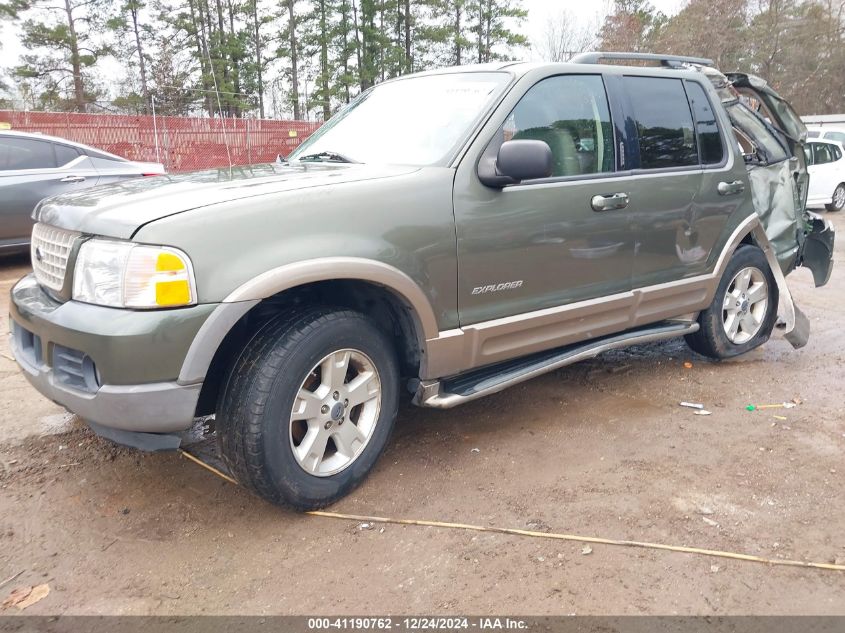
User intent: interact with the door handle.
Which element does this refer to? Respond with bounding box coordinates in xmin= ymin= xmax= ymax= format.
xmin=59 ymin=175 xmax=85 ymax=183
xmin=591 ymin=192 xmax=629 ymax=212
xmin=717 ymin=180 xmax=745 ymax=195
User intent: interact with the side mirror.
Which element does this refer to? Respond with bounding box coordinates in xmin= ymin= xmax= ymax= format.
xmin=478 ymin=139 xmax=553 ymax=187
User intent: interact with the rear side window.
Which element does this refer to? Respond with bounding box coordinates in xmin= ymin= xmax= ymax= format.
xmin=55 ymin=144 xmax=81 ymax=167
xmin=813 ymin=143 xmax=836 ymax=165
xmin=502 ymin=74 xmax=615 ymax=177
xmin=685 ymin=81 xmax=723 ymax=165
xmin=86 ymin=148 xmax=128 ymax=163
xmin=0 ymin=137 xmax=58 ymax=170
xmin=823 ymin=131 xmax=845 ymax=143
xmin=624 ymin=76 xmax=697 ymax=169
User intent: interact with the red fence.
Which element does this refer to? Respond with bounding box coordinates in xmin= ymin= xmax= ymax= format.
xmin=0 ymin=111 xmax=322 ymax=173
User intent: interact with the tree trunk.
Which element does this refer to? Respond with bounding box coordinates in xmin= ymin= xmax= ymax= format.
xmin=63 ymin=0 xmax=85 ymax=112
xmin=130 ymin=4 xmax=150 ymax=113
xmin=226 ymin=0 xmax=241 ymax=116
xmin=395 ymin=0 xmax=402 ymax=74
xmin=213 ymin=0 xmax=232 ymax=115
xmin=477 ymin=1 xmax=482 ymax=63
xmin=193 ymin=0 xmax=216 ymax=116
xmin=252 ymin=0 xmax=264 ymax=117
xmin=379 ymin=1 xmax=385 ymax=82
xmin=340 ymin=0 xmax=352 ymax=102
xmin=287 ymin=0 xmax=301 ymax=119
xmin=455 ymin=2 xmax=462 ymax=65
xmin=319 ymin=0 xmax=330 ymax=120
xmin=404 ymin=0 xmax=411 ymax=73
xmin=484 ymin=0 xmax=491 ymax=63
xmin=352 ymin=0 xmax=365 ymax=90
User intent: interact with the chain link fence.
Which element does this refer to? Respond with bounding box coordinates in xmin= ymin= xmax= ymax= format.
xmin=0 ymin=110 xmax=322 ymax=173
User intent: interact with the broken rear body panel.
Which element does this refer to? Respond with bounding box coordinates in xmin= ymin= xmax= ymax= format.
xmin=719 ymin=72 xmax=834 ymax=286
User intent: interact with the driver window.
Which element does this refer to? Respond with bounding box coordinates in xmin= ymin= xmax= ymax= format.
xmin=501 ymin=75 xmax=615 ymax=178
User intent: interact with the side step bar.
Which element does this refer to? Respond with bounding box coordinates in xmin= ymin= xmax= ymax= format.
xmin=415 ymin=321 xmax=699 ymax=409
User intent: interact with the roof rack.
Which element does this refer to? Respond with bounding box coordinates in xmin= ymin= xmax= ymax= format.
xmin=570 ymin=52 xmax=715 ymax=68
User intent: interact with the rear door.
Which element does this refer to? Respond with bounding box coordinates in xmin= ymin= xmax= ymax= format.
xmin=614 ymin=75 xmax=741 ymax=288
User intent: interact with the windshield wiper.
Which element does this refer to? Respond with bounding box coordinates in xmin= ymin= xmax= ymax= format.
xmin=296 ymin=150 xmax=359 ymax=164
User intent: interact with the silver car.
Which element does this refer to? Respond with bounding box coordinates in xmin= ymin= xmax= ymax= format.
xmin=0 ymin=131 xmax=165 ymax=254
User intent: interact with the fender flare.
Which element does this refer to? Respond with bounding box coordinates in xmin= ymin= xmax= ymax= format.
xmin=178 ymin=257 xmax=440 ymax=384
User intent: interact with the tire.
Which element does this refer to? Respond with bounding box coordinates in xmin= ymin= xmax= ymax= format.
xmin=825 ymin=183 xmax=845 ymax=212
xmin=216 ymin=307 xmax=400 ymax=510
xmin=685 ymin=244 xmax=779 ymax=359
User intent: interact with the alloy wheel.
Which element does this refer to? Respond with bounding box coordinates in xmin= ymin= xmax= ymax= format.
xmin=289 ymin=349 xmax=382 ymax=477
xmin=721 ymin=266 xmax=768 ymax=344
xmin=833 ymin=185 xmax=845 ymax=210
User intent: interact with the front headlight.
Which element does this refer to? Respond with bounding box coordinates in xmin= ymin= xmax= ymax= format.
xmin=72 ymin=239 xmax=196 ymax=309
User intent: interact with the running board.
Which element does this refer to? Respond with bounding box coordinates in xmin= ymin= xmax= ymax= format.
xmin=415 ymin=321 xmax=699 ymax=409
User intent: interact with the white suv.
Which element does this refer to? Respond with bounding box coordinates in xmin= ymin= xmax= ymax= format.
xmin=804 ymin=137 xmax=845 ymax=212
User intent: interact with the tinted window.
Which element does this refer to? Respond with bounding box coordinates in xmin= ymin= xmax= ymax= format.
xmin=624 ymin=76 xmax=697 ymax=169
xmin=0 ymin=137 xmax=57 ymax=170
xmin=807 ymin=130 xmax=821 ymax=138
xmin=813 ymin=143 xmax=835 ymax=165
xmin=502 ymin=74 xmax=615 ymax=177
xmin=685 ymin=81 xmax=723 ymax=165
xmin=823 ymin=131 xmax=845 ymax=143
xmin=55 ymin=144 xmax=81 ymax=166
xmin=833 ymin=145 xmax=843 ymax=161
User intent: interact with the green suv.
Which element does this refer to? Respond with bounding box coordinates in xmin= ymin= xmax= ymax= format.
xmin=9 ymin=53 xmax=834 ymax=509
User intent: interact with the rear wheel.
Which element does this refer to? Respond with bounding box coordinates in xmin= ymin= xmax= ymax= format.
xmin=685 ymin=245 xmax=779 ymax=359
xmin=216 ymin=307 xmax=400 ymax=509
xmin=825 ymin=183 xmax=845 ymax=212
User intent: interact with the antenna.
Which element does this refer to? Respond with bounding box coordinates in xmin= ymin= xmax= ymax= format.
xmin=203 ymin=44 xmax=234 ymax=172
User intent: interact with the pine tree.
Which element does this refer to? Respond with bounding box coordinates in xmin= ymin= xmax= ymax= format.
xmin=108 ymin=0 xmax=153 ymax=112
xmin=13 ymin=0 xmax=112 ymax=112
xmin=472 ymin=0 xmax=527 ymax=63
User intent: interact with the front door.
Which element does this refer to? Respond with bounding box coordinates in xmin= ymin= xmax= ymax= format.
xmin=453 ymin=73 xmax=633 ymax=328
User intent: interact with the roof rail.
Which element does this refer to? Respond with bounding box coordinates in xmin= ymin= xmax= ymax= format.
xmin=570 ymin=52 xmax=715 ymax=68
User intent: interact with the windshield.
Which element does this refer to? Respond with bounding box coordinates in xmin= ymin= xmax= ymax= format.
xmin=289 ymin=72 xmax=510 ymax=166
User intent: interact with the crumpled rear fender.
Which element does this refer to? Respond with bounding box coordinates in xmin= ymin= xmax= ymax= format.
xmin=748 ymin=222 xmax=809 ymax=349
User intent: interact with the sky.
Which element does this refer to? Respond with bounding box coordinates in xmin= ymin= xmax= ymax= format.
xmin=522 ymin=0 xmax=684 ymax=58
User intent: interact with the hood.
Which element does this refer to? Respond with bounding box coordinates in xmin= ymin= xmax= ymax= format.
xmin=35 ymin=162 xmax=419 ymax=239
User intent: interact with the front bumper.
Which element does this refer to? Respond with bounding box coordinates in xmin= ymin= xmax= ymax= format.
xmin=9 ymin=274 xmax=216 ymax=434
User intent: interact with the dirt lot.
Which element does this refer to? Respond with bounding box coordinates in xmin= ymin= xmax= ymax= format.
xmin=0 ymin=225 xmax=843 ymax=616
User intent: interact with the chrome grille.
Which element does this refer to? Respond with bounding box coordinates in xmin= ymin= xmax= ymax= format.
xmin=31 ymin=223 xmax=79 ymax=292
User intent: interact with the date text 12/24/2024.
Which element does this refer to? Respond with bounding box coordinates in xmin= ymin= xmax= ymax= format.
xmin=307 ymin=617 xmax=528 ymax=630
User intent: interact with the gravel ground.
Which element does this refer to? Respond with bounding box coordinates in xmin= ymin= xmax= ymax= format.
xmin=0 ymin=223 xmax=843 ymax=615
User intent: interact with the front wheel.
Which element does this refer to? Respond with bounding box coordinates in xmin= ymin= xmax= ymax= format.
xmin=825 ymin=183 xmax=845 ymax=212
xmin=685 ymin=244 xmax=779 ymax=359
xmin=216 ymin=307 xmax=400 ymax=509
